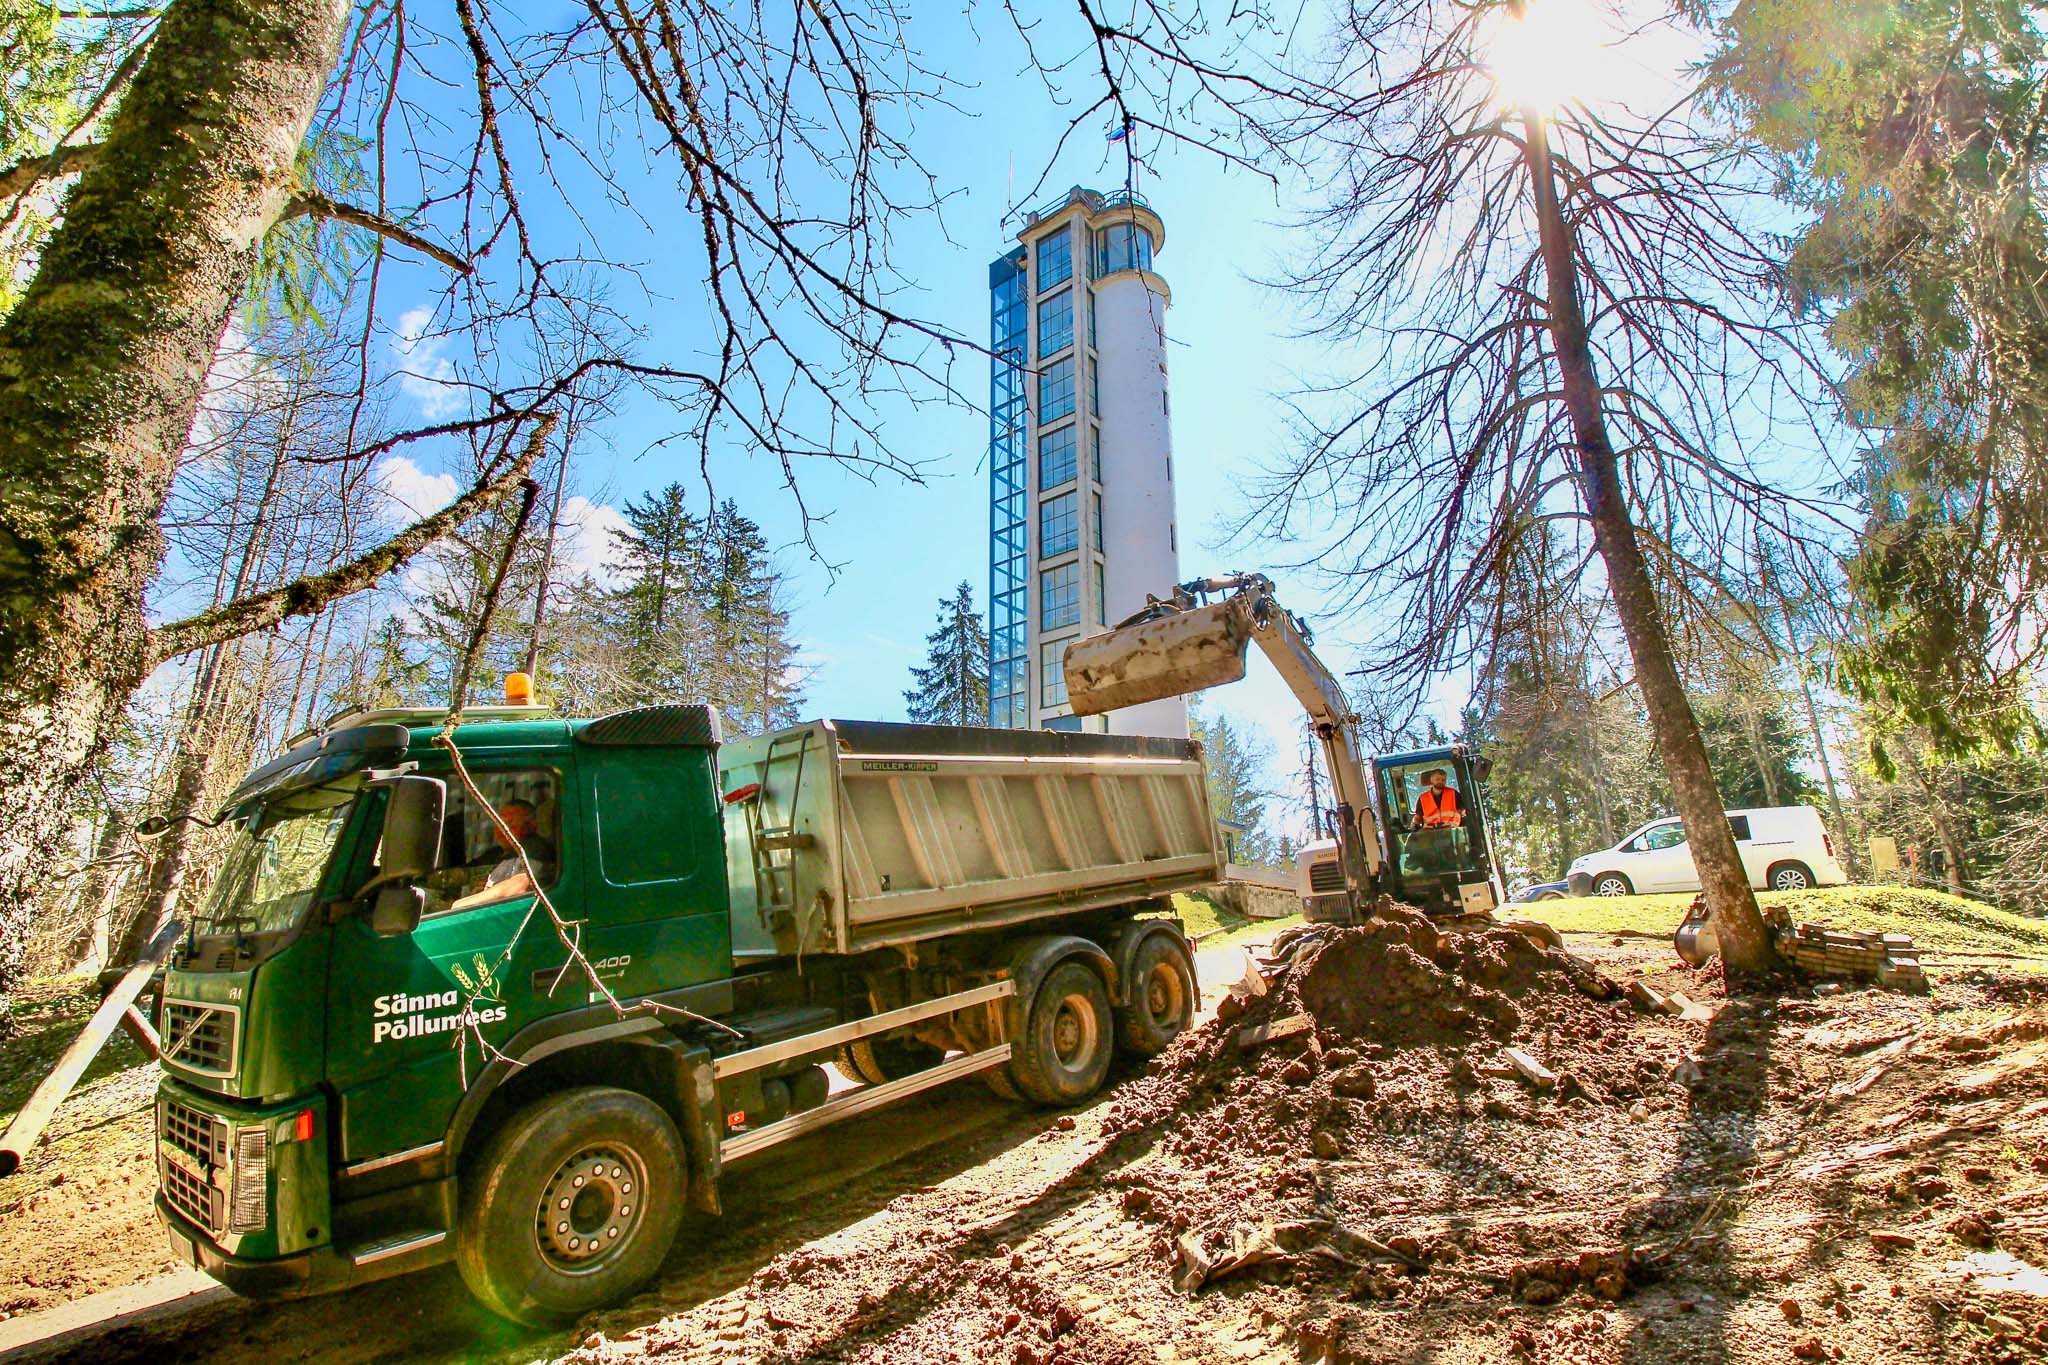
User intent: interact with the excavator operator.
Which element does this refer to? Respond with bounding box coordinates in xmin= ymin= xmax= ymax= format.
xmin=1409 ymin=768 xmax=1464 ymax=872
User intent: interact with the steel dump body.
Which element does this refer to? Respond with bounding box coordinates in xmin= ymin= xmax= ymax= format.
xmin=719 ymin=719 xmax=1223 ymax=959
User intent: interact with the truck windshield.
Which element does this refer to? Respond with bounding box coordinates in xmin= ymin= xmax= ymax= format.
xmin=197 ymin=784 xmax=357 ymax=935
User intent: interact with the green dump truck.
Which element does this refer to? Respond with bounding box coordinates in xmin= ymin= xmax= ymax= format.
xmin=151 ymin=704 xmax=1218 ymax=1324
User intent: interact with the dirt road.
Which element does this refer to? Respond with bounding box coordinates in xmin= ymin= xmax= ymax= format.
xmin=14 ymin=926 xmax=2048 ymax=1365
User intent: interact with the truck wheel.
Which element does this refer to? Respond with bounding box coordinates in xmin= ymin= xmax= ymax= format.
xmin=834 ymin=1043 xmax=880 ymax=1085
xmin=1116 ymin=935 xmax=1195 ymax=1057
xmin=1768 ymin=861 xmax=1814 ymax=891
xmin=846 ymin=1035 xmax=945 ymax=1083
xmin=456 ymin=1086 xmax=686 ymax=1327
xmin=1010 ymin=960 xmax=1114 ymax=1106
xmin=1592 ymin=873 xmax=1632 ymax=898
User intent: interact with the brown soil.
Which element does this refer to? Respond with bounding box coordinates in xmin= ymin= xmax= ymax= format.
xmin=16 ymin=912 xmax=2048 ymax=1365
xmin=0 ymin=979 xmax=175 ymax=1324
xmin=558 ymin=906 xmax=2048 ymax=1365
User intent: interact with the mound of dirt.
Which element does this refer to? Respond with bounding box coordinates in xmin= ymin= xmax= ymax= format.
xmin=1110 ymin=903 xmax=1649 ymax=1152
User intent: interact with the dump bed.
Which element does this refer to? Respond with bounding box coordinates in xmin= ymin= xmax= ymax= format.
xmin=718 ymin=719 xmax=1223 ymax=960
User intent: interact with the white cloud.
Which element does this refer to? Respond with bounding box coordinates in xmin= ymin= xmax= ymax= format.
xmin=553 ymin=496 xmax=633 ymax=589
xmin=391 ymin=306 xmax=463 ymax=419
xmin=370 ymin=454 xmax=461 ymax=520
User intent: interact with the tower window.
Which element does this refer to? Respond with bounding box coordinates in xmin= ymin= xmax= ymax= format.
xmin=1094 ymin=223 xmax=1154 ymax=276
xmin=1040 ymin=424 xmax=1077 ymax=489
xmin=1039 ymin=357 xmax=1075 ymax=423
xmin=1037 ymin=231 xmax=1072 ymax=290
xmin=1041 ymin=641 xmax=1069 ymax=706
xmin=1038 ymin=289 xmax=1073 ymax=358
xmin=1041 ymin=562 xmax=1080 ymax=629
xmin=1040 ymin=491 xmax=1078 ymax=557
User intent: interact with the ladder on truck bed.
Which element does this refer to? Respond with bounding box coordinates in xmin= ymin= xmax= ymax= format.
xmin=712 ymin=979 xmax=1015 ymax=1162
xmin=738 ymin=727 xmax=819 ymax=948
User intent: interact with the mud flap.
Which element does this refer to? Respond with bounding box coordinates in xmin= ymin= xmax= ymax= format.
xmin=681 ymin=1050 xmax=723 ymax=1215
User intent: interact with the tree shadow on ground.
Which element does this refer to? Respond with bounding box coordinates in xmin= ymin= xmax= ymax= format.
xmin=1616 ymin=991 xmax=1784 ymax=1365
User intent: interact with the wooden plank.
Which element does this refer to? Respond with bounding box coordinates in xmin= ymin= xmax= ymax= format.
xmin=1236 ymin=1013 xmax=1312 ymax=1050
xmin=1503 ymin=1047 xmax=1557 ymax=1090
xmin=1 ymin=917 xmax=181 ymax=1178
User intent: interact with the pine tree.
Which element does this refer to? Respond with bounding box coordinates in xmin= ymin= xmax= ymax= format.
xmin=904 ymin=583 xmax=990 ymax=725
xmin=1188 ymin=703 xmax=1280 ymax=867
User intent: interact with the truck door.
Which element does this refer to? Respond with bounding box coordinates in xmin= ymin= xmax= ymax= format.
xmin=323 ymin=763 xmax=579 ymax=1163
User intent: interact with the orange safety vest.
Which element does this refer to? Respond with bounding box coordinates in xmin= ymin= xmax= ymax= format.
xmin=1417 ymin=787 xmax=1462 ymax=828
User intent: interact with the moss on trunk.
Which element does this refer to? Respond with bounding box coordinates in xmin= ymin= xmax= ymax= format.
xmin=0 ymin=0 xmax=353 ymax=1001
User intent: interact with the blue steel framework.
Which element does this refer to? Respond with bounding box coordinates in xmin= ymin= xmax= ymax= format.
xmin=988 ymin=249 xmax=1030 ymax=728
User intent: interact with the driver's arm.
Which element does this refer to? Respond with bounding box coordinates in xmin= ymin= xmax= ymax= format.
xmin=451 ymin=870 xmax=532 ymax=911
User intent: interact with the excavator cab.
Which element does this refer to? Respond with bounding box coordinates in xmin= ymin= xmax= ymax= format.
xmin=1372 ymin=747 xmax=1502 ymax=917
xmin=1295 ymin=748 xmax=1503 ymax=919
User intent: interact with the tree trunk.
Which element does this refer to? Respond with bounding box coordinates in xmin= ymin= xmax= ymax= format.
xmin=65 ymin=808 xmax=136 ymax=973
xmin=1781 ymin=601 xmax=1858 ymax=877
xmin=0 ymin=0 xmax=353 ymax=1004
xmin=1519 ymin=109 xmax=1775 ymax=973
xmin=1899 ymin=739 xmax=1969 ymax=895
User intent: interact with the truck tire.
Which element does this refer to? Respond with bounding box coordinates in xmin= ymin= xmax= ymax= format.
xmin=1768 ymin=861 xmax=1814 ymax=891
xmin=1009 ymin=960 xmax=1114 ymax=1106
xmin=1116 ymin=934 xmax=1195 ymax=1057
xmin=834 ymin=1043 xmax=879 ymax=1085
xmin=456 ymin=1086 xmax=687 ymax=1326
xmin=845 ymin=1035 xmax=945 ymax=1083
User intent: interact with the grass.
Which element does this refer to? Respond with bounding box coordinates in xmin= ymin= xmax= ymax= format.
xmin=0 ymin=976 xmax=153 ymax=1127
xmin=1518 ymin=884 xmax=2048 ymax=958
xmin=1168 ymin=891 xmax=1304 ymax=951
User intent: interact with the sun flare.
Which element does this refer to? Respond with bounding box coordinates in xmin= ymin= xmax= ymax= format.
xmin=1485 ymin=0 xmax=1684 ymax=115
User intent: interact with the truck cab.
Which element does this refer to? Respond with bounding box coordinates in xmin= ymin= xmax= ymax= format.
xmin=1297 ymin=745 xmax=1503 ymax=918
xmin=151 ymin=703 xmax=1214 ymax=1325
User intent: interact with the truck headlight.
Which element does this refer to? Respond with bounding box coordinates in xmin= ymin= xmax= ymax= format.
xmin=229 ymin=1125 xmax=269 ymax=1233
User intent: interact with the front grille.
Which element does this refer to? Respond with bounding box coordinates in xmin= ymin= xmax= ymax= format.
xmin=161 ymin=1000 xmax=238 ymax=1077
xmin=161 ymin=1098 xmax=228 ymax=1168
xmin=1308 ymin=860 xmax=1346 ymax=894
xmin=161 ymin=1152 xmax=222 ymax=1232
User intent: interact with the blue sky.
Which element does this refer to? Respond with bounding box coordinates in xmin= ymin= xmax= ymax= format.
xmin=346 ymin=4 xmax=1411 ymax=828
xmin=166 ymin=0 xmax=1833 ymax=839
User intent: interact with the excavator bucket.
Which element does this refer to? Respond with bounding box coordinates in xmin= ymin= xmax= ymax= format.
xmin=1063 ymin=598 xmax=1255 ymax=716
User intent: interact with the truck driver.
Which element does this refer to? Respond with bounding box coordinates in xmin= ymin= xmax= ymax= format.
xmin=452 ymin=799 xmax=556 ymax=910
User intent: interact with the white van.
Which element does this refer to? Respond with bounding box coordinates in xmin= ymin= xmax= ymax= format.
xmin=1565 ymin=806 xmax=1847 ymax=897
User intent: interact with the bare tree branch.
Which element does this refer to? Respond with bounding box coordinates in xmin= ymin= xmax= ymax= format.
xmin=146 ymin=413 xmax=557 ymax=668
xmin=281 ymin=188 xmax=471 ymax=274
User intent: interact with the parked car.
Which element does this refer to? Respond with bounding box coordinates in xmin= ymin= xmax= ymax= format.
xmin=1565 ymin=806 xmax=1848 ymax=897
xmin=1508 ymin=879 xmax=1570 ymax=904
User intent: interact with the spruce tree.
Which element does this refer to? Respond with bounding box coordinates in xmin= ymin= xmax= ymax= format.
xmin=904 ymin=583 xmax=990 ymax=725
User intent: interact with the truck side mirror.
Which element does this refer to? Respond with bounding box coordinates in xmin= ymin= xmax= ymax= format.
xmin=380 ymin=775 xmax=446 ymax=882
xmin=1472 ymin=756 xmax=1494 ymax=784
xmin=370 ymin=884 xmax=426 ymax=937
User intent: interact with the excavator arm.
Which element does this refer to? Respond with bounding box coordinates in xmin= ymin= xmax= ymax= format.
xmin=1065 ymin=574 xmax=1386 ymax=920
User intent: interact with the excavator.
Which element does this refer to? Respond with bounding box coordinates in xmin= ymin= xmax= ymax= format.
xmin=1063 ymin=573 xmax=1504 ymax=923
